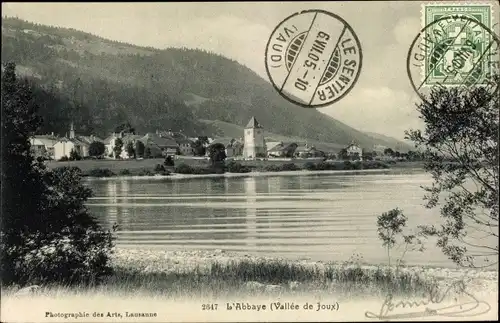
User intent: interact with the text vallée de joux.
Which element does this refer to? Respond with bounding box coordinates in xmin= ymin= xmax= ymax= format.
xmin=226 ymin=301 xmax=339 ymax=312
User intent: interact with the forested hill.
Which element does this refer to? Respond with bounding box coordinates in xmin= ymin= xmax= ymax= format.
xmin=1 ymin=17 xmax=411 ymax=150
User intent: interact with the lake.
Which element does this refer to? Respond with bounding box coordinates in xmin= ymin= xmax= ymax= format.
xmin=85 ymin=170 xmax=491 ymax=268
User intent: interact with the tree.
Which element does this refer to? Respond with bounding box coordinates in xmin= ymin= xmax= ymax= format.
xmin=114 ymin=122 xmax=135 ymax=134
xmin=191 ymin=139 xmax=206 ymax=156
xmin=338 ymin=148 xmax=349 ymax=160
xmin=377 ymin=208 xmax=424 ymax=267
xmin=197 ymin=136 xmax=209 ymax=146
xmin=406 ymin=76 xmax=499 ymax=268
xmin=125 ymin=141 xmax=135 ymax=159
xmin=88 ymin=141 xmax=105 ymax=157
xmin=1 ymin=62 xmax=46 ymax=284
xmin=407 ymin=150 xmax=421 ymax=161
xmin=377 ymin=208 xmax=407 ymax=267
xmin=362 ymin=149 xmax=374 ymax=161
xmin=208 ymin=143 xmax=226 ymax=164
xmin=164 ymin=155 xmax=175 ymax=167
xmin=284 ymin=143 xmax=297 ymax=158
xmin=1 ymin=62 xmax=114 ymax=286
xmin=113 ymin=138 xmax=123 ymax=159
xmin=69 ymin=148 xmax=81 ymax=161
xmin=135 ymin=140 xmax=145 ymax=158
xmin=144 ymin=146 xmax=151 ymax=159
xmin=384 ymin=147 xmax=394 ymax=157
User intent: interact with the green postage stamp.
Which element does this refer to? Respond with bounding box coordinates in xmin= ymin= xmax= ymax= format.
xmin=420 ymin=3 xmax=496 ymax=87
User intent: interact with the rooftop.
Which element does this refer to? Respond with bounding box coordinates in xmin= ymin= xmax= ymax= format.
xmin=245 ymin=116 xmax=263 ymax=129
xmin=141 ymin=133 xmax=178 ymax=147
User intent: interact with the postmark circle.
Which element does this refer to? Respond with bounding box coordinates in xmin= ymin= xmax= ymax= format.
xmin=265 ymin=9 xmax=363 ymax=108
xmin=407 ymin=14 xmax=500 ymax=101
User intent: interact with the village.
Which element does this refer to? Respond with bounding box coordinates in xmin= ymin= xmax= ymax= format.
xmin=30 ymin=116 xmax=404 ymax=165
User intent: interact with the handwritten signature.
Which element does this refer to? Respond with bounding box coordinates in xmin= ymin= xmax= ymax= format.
xmin=365 ymin=280 xmax=491 ymax=320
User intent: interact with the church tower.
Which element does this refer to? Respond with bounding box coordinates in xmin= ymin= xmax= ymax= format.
xmin=69 ymin=122 xmax=75 ymax=139
xmin=243 ymin=117 xmax=266 ymax=159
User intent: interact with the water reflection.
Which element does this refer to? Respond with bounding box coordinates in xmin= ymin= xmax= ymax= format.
xmin=119 ymin=180 xmax=130 ymax=226
xmin=244 ymin=177 xmax=257 ymax=247
xmin=85 ymin=172 xmax=468 ymax=267
xmin=105 ymin=181 xmax=117 ymax=229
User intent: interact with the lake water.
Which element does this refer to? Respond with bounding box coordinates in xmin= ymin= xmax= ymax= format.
xmin=85 ymin=170 xmax=493 ymax=268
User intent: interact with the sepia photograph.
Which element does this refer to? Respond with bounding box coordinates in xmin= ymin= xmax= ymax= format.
xmin=1 ymin=1 xmax=499 ymax=322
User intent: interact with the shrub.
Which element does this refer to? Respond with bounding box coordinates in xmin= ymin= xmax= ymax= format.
xmin=343 ymin=161 xmax=353 ymax=170
xmin=263 ymin=164 xmax=280 ymax=172
xmin=211 ymin=166 xmax=226 ymax=174
xmin=281 ymin=163 xmax=298 ymax=171
xmin=226 ymin=161 xmax=251 ymax=173
xmin=59 ymin=156 xmax=69 ymax=162
xmin=88 ymin=168 xmax=115 ymax=177
xmin=154 ymin=164 xmax=170 ymax=175
xmin=173 ymin=163 xmax=225 ymax=175
xmin=362 ymin=161 xmax=389 ymax=169
xmin=119 ymin=169 xmax=131 ymax=176
xmin=352 ymin=161 xmax=363 ymax=170
xmin=69 ymin=149 xmax=81 ymax=161
xmin=262 ymin=163 xmax=299 ymax=172
xmin=314 ymin=162 xmax=326 ymax=170
xmin=154 ymin=164 xmax=166 ymax=173
xmin=137 ymin=169 xmax=154 ymax=176
xmin=164 ymin=156 xmax=175 ymax=167
xmin=174 ymin=163 xmax=194 ymax=174
xmin=303 ymin=162 xmax=317 ymax=171
xmin=89 ymin=141 xmax=105 ymax=157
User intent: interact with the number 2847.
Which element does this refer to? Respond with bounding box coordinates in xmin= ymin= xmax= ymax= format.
xmin=202 ymin=304 xmax=218 ymax=310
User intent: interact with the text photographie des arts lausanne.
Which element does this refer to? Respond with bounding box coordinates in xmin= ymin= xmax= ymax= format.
xmin=0 ymin=1 xmax=499 ymax=323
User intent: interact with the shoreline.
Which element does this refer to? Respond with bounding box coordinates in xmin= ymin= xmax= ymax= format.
xmin=84 ymin=167 xmax=423 ymax=181
xmin=111 ymin=247 xmax=499 ymax=276
xmin=108 ymin=247 xmax=498 ymax=298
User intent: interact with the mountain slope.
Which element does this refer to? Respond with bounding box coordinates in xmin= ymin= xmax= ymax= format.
xmin=1 ymin=17 xmax=410 ymax=150
xmin=365 ymin=132 xmax=413 ymax=152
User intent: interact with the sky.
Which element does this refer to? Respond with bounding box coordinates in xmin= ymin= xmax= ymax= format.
xmin=2 ymin=1 xmax=499 ymax=140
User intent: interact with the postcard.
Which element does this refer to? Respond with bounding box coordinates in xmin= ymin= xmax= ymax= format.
xmin=1 ymin=1 xmax=498 ymax=322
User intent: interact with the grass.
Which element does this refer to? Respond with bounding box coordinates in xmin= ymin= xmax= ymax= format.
xmin=1 ymin=252 xmax=436 ymax=300
xmin=3 ymin=247 xmax=497 ymax=311
xmin=44 ymin=158 xmax=422 ymax=178
xmin=45 ymin=158 xmax=174 ymax=177
xmin=1 ymin=262 xmax=434 ymax=300
xmin=45 ymin=158 xmax=168 ymax=173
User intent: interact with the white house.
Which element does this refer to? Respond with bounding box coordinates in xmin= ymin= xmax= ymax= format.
xmin=53 ymin=138 xmax=87 ymax=160
xmin=30 ymin=133 xmax=58 ymax=159
xmin=176 ymin=138 xmax=194 ymax=155
xmin=104 ymin=132 xmax=143 ymax=159
xmin=53 ymin=123 xmax=102 ymax=160
xmin=243 ymin=116 xmax=266 ymax=159
xmin=345 ymin=141 xmax=363 ymax=160
xmin=268 ymin=142 xmax=298 ymax=158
